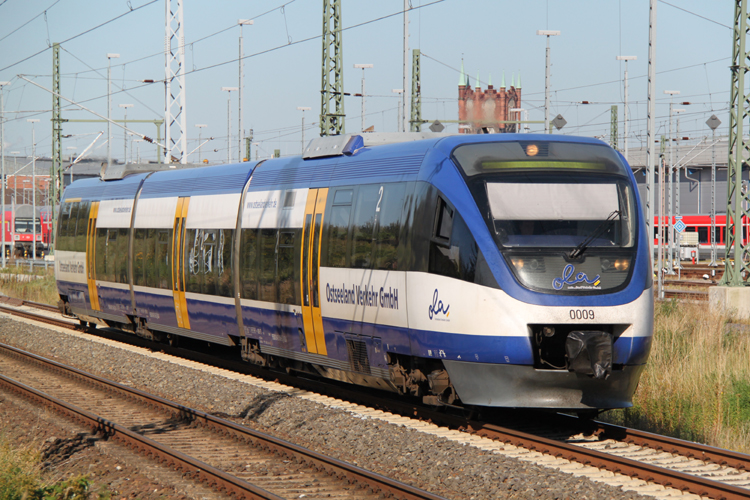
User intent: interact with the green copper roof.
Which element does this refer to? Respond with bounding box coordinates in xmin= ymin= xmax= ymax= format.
xmin=459 ymin=60 xmax=466 ymax=86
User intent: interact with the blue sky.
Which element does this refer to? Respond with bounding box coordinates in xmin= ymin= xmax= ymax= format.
xmin=0 ymin=0 xmax=733 ymax=163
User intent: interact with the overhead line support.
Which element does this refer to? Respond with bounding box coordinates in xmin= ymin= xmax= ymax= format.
xmin=320 ymin=0 xmax=345 ymax=136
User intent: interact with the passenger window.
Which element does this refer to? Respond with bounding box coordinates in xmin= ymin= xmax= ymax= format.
xmin=435 ymin=199 xmax=453 ymax=241
xmin=56 ymin=203 xmax=70 ymax=251
xmin=326 ymin=189 xmax=353 ymax=268
xmin=697 ymin=227 xmax=708 ymax=244
xmin=75 ymin=202 xmax=90 ymax=252
xmin=104 ymin=229 xmax=118 ymax=283
xmin=66 ymin=202 xmax=79 ymax=250
xmin=373 ymin=184 xmax=406 ymax=270
xmin=144 ymin=228 xmax=157 ymax=288
xmin=184 ymin=228 xmax=232 ymax=297
xmin=95 ymin=228 xmax=107 ymax=280
xmin=259 ymin=228 xmax=277 ymax=302
xmin=217 ymin=229 xmax=233 ymax=297
xmin=239 ymin=228 xmax=259 ymax=300
xmin=202 ymin=229 xmax=218 ymax=296
xmin=185 ymin=229 xmax=201 ymax=294
xmin=350 ymin=185 xmax=380 ymax=268
xmin=278 ymin=230 xmax=300 ymax=305
xmin=429 ymin=197 xmax=477 ymax=283
xmin=156 ymin=229 xmax=171 ymax=289
xmin=117 ymin=228 xmax=128 ymax=283
xmin=134 ymin=228 xmax=146 ymax=286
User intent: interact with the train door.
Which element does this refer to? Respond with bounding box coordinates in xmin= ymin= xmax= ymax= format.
xmin=172 ymin=197 xmax=190 ymax=329
xmin=300 ymin=188 xmax=328 ymax=355
xmin=85 ymin=201 xmax=100 ymax=311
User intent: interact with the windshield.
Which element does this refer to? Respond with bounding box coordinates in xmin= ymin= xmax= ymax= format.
xmin=15 ymin=219 xmax=41 ymax=234
xmin=487 ymin=177 xmax=635 ymax=249
xmin=452 ymin=140 xmax=638 ymax=294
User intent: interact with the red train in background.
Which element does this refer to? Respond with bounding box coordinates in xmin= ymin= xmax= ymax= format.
xmin=0 ymin=204 xmax=54 ymax=258
xmin=653 ymin=214 xmax=750 ymax=257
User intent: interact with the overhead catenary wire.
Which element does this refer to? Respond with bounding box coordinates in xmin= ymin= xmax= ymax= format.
xmin=0 ymin=0 xmax=60 ymax=44
xmin=4 ymin=0 xmax=448 ymax=127
xmin=0 ymin=0 xmax=159 ymax=73
xmin=57 ymin=0 xmax=301 ymax=78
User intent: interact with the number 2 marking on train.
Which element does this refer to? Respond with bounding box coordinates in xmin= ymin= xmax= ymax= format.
xmin=376 ymin=186 xmax=383 ymax=212
xmin=570 ymin=309 xmax=595 ymax=320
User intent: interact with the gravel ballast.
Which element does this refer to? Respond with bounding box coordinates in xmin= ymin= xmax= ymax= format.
xmin=0 ymin=316 xmax=651 ymax=500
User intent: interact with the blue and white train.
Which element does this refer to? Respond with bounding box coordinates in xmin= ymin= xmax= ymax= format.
xmin=55 ymin=133 xmax=653 ymax=410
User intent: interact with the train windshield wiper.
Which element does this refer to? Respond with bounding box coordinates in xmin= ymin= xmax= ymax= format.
xmin=569 ymin=210 xmax=620 ymax=260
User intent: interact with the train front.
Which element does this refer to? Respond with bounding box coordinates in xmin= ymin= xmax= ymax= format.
xmin=431 ymin=136 xmax=653 ymax=409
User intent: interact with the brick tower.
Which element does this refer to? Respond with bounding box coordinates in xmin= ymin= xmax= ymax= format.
xmin=458 ymin=62 xmax=522 ymax=134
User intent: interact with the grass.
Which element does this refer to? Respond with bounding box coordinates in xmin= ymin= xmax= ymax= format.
xmin=0 ymin=433 xmax=93 ymax=500
xmin=0 ymin=266 xmax=58 ymax=305
xmin=603 ymin=299 xmax=750 ymax=452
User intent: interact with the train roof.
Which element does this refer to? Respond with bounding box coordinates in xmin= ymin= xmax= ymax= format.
xmin=59 ymin=133 xmax=615 ymax=202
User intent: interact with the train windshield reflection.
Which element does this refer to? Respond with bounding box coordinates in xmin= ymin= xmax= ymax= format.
xmin=486 ymin=178 xmax=635 ymax=249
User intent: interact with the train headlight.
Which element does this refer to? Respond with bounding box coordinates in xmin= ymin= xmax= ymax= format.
xmin=601 ymin=257 xmax=630 ymax=272
xmin=510 ymin=257 xmax=545 ymax=272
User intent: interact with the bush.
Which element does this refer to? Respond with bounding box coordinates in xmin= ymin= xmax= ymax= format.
xmin=0 ymin=434 xmax=92 ymax=500
xmin=604 ymin=302 xmax=750 ymax=452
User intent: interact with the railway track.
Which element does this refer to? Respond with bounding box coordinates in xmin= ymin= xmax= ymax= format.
xmin=0 ymin=342 xmax=447 ymax=500
xmin=5 ymin=300 xmax=750 ymax=498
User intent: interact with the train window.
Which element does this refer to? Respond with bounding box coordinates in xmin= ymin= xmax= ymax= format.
xmin=116 ymin=228 xmax=128 ymax=283
xmin=302 ymin=216 xmax=312 ymax=306
xmin=350 ymin=185 xmax=380 ymax=268
xmin=134 ymin=228 xmax=146 ymax=286
xmin=326 ymin=188 xmax=353 ymax=268
xmin=429 ymin=197 xmax=477 ymax=282
xmin=66 ymin=202 xmax=80 ymax=250
xmin=259 ymin=228 xmax=278 ymax=302
xmin=185 ymin=229 xmax=201 ymax=294
xmin=239 ymin=229 xmax=259 ymax=300
xmin=75 ymin=202 xmax=90 ymax=253
xmin=184 ymin=228 xmax=232 ymax=297
xmin=312 ymin=214 xmax=322 ymax=307
xmin=155 ymin=229 xmax=171 ymax=289
xmin=57 ymin=202 xmax=73 ymax=251
xmin=278 ymin=230 xmax=300 ymax=305
xmin=95 ymin=228 xmax=107 ymax=281
xmin=203 ymin=230 xmax=219 ymax=296
xmin=373 ymin=184 xmax=406 ymax=270
xmin=697 ymin=227 xmax=708 ymax=244
xmin=435 ymin=200 xmax=453 ymax=241
xmin=103 ymin=229 xmax=118 ymax=283
xmin=217 ymin=229 xmax=233 ymax=297
xmin=144 ymin=228 xmax=157 ymax=288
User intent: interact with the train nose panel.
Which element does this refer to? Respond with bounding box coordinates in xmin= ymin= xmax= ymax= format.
xmin=565 ymin=331 xmax=613 ymax=380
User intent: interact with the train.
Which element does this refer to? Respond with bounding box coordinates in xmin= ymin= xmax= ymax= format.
xmin=54 ymin=133 xmax=653 ymax=410
xmin=653 ymin=214 xmax=749 ymax=259
xmin=12 ymin=204 xmax=53 ymax=257
xmin=0 ymin=206 xmax=53 ymax=259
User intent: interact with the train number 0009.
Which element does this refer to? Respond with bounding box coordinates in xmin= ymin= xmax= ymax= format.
xmin=570 ymin=309 xmax=595 ymax=320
